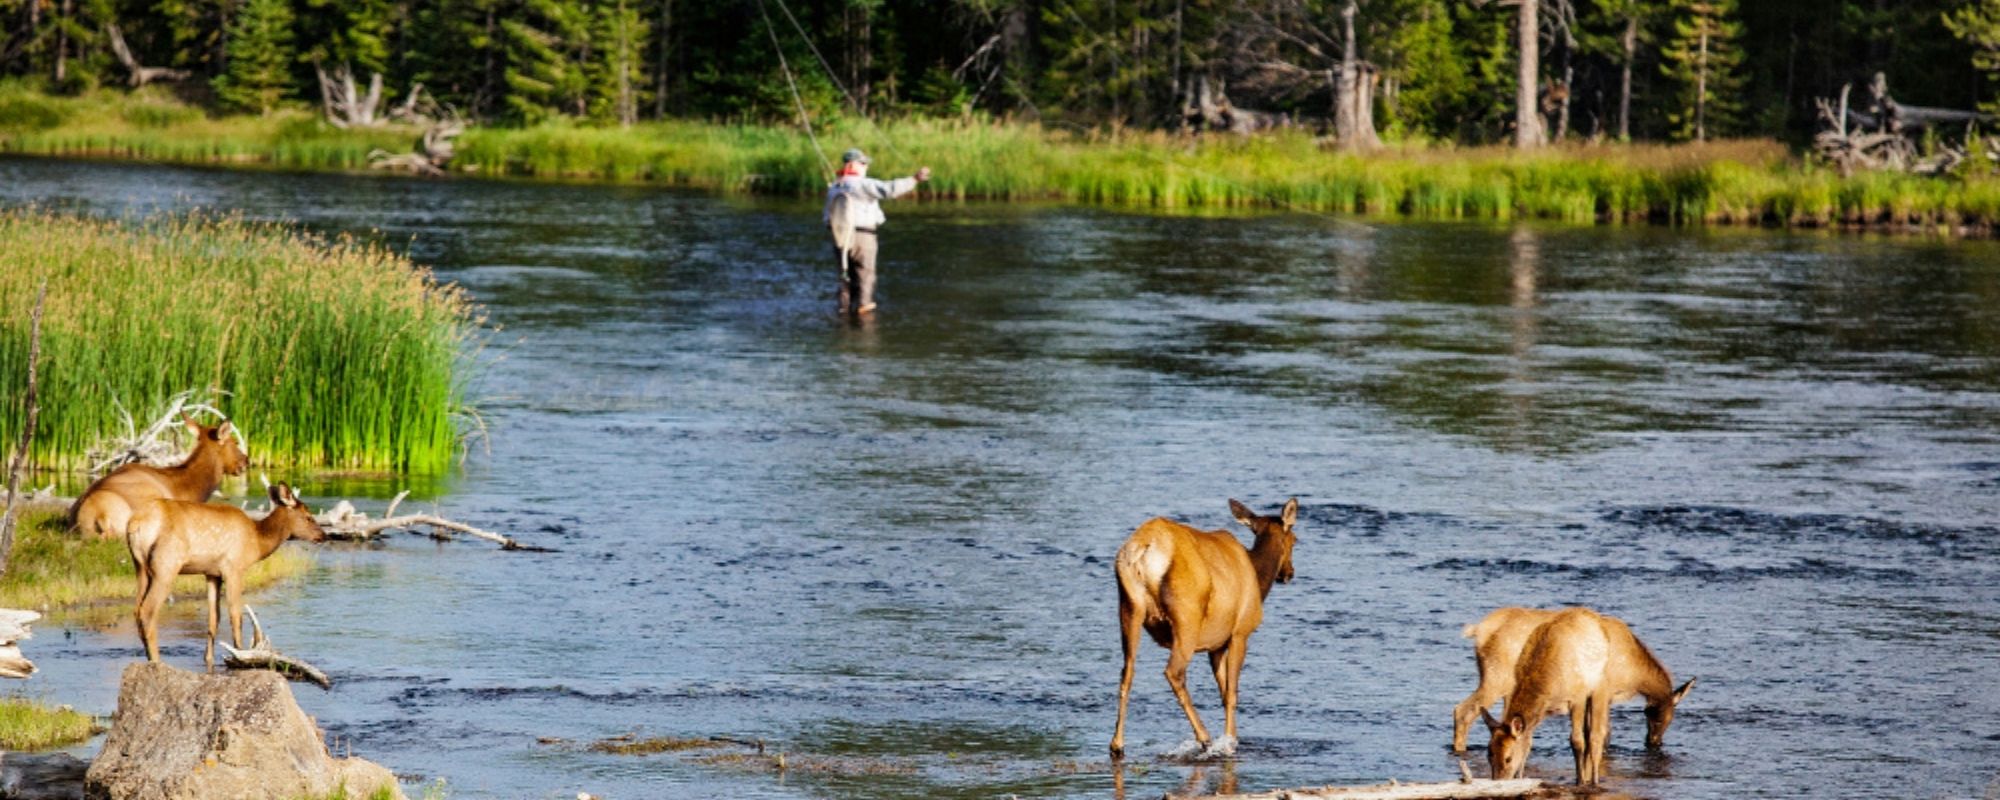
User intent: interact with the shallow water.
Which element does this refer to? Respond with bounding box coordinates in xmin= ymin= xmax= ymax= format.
xmin=4 ymin=156 xmax=2000 ymax=799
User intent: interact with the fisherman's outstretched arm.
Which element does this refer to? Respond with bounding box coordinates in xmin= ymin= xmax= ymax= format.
xmin=850 ymin=176 xmax=920 ymax=201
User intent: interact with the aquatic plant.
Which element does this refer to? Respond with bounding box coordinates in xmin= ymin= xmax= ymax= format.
xmin=0 ymin=211 xmax=476 ymax=473
xmin=0 ymin=695 xmax=96 ymax=750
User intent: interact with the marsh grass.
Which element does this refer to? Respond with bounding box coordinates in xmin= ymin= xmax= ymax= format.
xmin=0 ymin=695 xmax=97 ymax=749
xmin=4 ymin=85 xmax=2000 ymax=232
xmin=0 ymin=210 xmax=477 ymax=473
xmin=0 ymin=507 xmax=310 ymax=612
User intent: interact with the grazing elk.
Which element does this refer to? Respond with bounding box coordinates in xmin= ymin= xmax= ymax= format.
xmin=71 ymin=416 xmax=249 ymax=541
xmin=128 ymin=483 xmax=326 ymax=665
xmin=1109 ymin=498 xmax=1299 ymax=760
xmin=1452 ymin=607 xmax=1694 ymax=753
xmin=1482 ymin=607 xmax=1695 ymax=785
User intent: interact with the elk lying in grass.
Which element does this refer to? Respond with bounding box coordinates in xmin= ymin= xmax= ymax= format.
xmin=1452 ymin=606 xmax=1694 ymax=753
xmin=1482 ymin=607 xmax=1695 ymax=785
xmin=71 ymin=416 xmax=249 ymax=540
xmin=1109 ymin=498 xmax=1299 ymax=760
xmin=129 ymin=483 xmax=326 ymax=665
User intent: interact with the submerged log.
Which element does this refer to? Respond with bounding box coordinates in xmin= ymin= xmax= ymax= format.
xmin=1204 ymin=777 xmax=1548 ymax=800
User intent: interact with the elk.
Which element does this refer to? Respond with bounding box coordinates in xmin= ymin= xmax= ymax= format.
xmin=1482 ymin=607 xmax=1696 ymax=785
xmin=1452 ymin=607 xmax=1694 ymax=753
xmin=128 ymin=483 xmax=326 ymax=665
xmin=70 ymin=416 xmax=249 ymax=541
xmin=1109 ymin=497 xmax=1299 ymax=760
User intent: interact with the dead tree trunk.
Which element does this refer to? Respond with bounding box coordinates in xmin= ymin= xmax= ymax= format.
xmin=1618 ymin=14 xmax=1635 ymax=140
xmin=1515 ymin=0 xmax=1545 ymax=148
xmin=105 ymin=23 xmax=191 ymax=87
xmin=1334 ymin=0 xmax=1382 ymax=151
xmin=316 ymin=62 xmax=386 ymax=129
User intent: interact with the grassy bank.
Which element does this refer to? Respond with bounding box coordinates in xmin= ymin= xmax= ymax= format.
xmin=0 ymin=208 xmax=477 ymax=474
xmin=0 ymin=507 xmax=310 ymax=612
xmin=0 ymin=696 xmax=96 ymax=749
xmin=5 ymin=84 xmax=2000 ymax=231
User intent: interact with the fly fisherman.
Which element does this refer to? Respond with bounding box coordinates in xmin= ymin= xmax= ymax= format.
xmin=824 ymin=148 xmax=931 ymax=316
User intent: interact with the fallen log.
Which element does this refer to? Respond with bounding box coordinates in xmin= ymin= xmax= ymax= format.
xmin=0 ymin=608 xmax=40 ymax=679
xmin=1202 ymin=777 xmax=1547 ymax=800
xmin=220 ymin=606 xmax=331 ymax=689
xmin=317 ymin=491 xmax=552 ymax=551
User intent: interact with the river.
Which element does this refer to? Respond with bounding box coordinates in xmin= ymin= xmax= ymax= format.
xmin=3 ymin=156 xmax=1999 ymax=799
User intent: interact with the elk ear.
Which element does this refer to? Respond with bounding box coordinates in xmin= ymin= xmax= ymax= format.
xmin=184 ymin=415 xmax=203 ymax=435
xmin=1507 ymin=716 xmax=1525 ymax=736
xmin=1481 ymin=708 xmax=1502 ymax=732
xmin=1281 ymin=497 xmax=1298 ymax=529
xmin=1228 ymin=499 xmax=1256 ymax=528
xmin=1672 ymin=677 xmax=1696 ymax=705
xmin=268 ymin=483 xmax=297 ymax=508
xmin=215 ymin=420 xmax=234 ymax=440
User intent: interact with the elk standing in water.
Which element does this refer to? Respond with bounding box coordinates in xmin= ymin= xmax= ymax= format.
xmin=71 ymin=416 xmax=249 ymax=541
xmin=128 ymin=483 xmax=326 ymax=665
xmin=1453 ymin=607 xmax=1694 ymax=753
xmin=1483 ymin=607 xmax=1695 ymax=785
xmin=1109 ymin=498 xmax=1299 ymax=760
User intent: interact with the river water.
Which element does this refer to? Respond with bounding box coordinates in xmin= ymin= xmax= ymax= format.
xmin=4 ymin=156 xmax=1999 ymax=800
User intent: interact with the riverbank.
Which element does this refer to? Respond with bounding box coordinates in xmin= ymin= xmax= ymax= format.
xmin=0 ymin=507 xmax=310 ymax=613
xmin=3 ymin=85 xmax=1997 ymax=234
xmin=0 ymin=208 xmax=477 ymax=473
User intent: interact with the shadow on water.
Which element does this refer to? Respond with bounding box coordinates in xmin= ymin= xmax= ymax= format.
xmin=4 ymin=156 xmax=2000 ymax=800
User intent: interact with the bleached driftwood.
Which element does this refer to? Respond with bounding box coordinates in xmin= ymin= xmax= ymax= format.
xmin=1203 ymin=777 xmax=1546 ymax=800
xmin=317 ymin=491 xmax=549 ymax=551
xmin=220 ymin=606 xmax=331 ymax=689
xmin=0 ymin=609 xmax=42 ymax=679
xmin=85 ymin=390 xmax=235 ymax=475
xmin=369 ymin=116 xmax=466 ymax=177
xmin=104 ymin=23 xmax=190 ymax=87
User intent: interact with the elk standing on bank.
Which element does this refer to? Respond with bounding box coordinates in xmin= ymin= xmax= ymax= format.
xmin=1453 ymin=606 xmax=1694 ymax=753
xmin=70 ymin=416 xmax=248 ymax=540
xmin=1483 ymin=607 xmax=1694 ymax=785
xmin=128 ymin=483 xmax=325 ymax=665
xmin=1109 ymin=498 xmax=1299 ymax=760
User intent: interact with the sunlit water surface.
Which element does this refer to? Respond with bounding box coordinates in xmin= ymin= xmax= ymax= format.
xmin=4 ymin=156 xmax=1999 ymax=799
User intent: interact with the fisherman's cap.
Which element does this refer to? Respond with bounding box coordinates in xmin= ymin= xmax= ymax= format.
xmin=841 ymin=148 xmax=871 ymax=165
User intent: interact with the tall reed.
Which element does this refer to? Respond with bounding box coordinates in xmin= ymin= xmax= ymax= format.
xmin=0 ymin=211 xmax=476 ymax=473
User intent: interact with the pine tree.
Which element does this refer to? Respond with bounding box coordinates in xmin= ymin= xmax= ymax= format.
xmin=1659 ymin=0 xmax=1743 ymax=141
xmin=212 ymin=0 xmax=296 ymax=113
xmin=589 ymin=0 xmax=648 ymax=126
xmin=1945 ymin=0 xmax=2000 ymax=114
xmin=501 ymin=0 xmax=590 ymax=122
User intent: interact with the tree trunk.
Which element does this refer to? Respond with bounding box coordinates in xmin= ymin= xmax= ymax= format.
xmin=1334 ymin=0 xmax=1380 ymax=150
xmin=1618 ymin=14 xmax=1634 ymax=140
xmin=1695 ymin=16 xmax=1708 ymax=141
xmin=653 ymin=0 xmax=670 ymax=119
xmin=1515 ymin=0 xmax=1545 ymax=148
xmin=54 ymin=0 xmax=70 ymax=84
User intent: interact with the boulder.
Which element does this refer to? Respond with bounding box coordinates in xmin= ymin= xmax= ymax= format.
xmin=1 ymin=752 xmax=88 ymax=800
xmin=84 ymin=663 xmax=403 ymax=800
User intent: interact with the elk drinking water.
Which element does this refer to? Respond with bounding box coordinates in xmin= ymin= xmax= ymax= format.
xmin=1452 ymin=606 xmax=1694 ymax=753
xmin=70 ymin=416 xmax=249 ymax=540
xmin=128 ymin=483 xmax=326 ymax=665
xmin=1109 ymin=498 xmax=1298 ymax=760
xmin=1482 ymin=607 xmax=1694 ymax=785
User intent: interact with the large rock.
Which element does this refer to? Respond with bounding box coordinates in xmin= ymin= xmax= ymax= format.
xmin=85 ymin=663 xmax=403 ymax=800
xmin=1 ymin=752 xmax=88 ymax=800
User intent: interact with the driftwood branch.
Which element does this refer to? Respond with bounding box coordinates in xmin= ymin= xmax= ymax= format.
xmin=369 ymin=115 xmax=465 ymax=176
xmin=0 ymin=282 xmax=47 ymax=581
xmin=1206 ymin=778 xmax=1548 ymax=800
xmin=317 ymin=496 xmax=551 ymax=552
xmin=0 ymin=609 xmax=40 ymax=679
xmin=86 ymin=390 xmax=233 ymax=475
xmin=104 ymin=23 xmax=190 ymax=87
xmin=221 ymin=605 xmax=331 ymax=689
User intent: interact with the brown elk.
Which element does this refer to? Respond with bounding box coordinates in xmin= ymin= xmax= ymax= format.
xmin=70 ymin=416 xmax=249 ymax=541
xmin=128 ymin=483 xmax=326 ymax=665
xmin=1109 ymin=498 xmax=1299 ymax=760
xmin=1481 ymin=607 xmax=1695 ymax=785
xmin=1452 ymin=607 xmax=1694 ymax=753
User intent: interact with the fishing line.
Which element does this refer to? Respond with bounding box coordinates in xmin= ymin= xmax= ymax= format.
xmin=755 ymin=0 xmax=834 ymax=181
xmin=767 ymin=0 xmax=909 ymax=163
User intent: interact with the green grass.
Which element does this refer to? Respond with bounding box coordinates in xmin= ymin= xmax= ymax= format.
xmin=0 ymin=695 xmax=96 ymax=749
xmin=0 ymin=507 xmax=311 ymax=612
xmin=0 ymin=209 xmax=478 ymax=474
xmin=4 ymin=83 xmax=2000 ymax=233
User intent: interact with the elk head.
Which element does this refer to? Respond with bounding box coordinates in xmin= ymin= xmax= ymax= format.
xmin=1644 ymin=677 xmax=1697 ymax=749
xmin=1230 ymin=497 xmax=1299 ymax=587
xmin=187 ymin=415 xmax=251 ymax=476
xmin=265 ymin=483 xmax=327 ymax=543
xmin=1484 ymin=709 xmax=1531 ymax=780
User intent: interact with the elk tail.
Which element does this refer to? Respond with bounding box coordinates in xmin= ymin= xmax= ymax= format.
xmin=1114 ymin=533 xmax=1172 ymax=624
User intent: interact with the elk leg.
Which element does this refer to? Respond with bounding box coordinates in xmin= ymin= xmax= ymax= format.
xmin=1569 ymin=701 xmax=1589 ymax=784
xmin=1453 ymin=673 xmax=1504 ymax=754
xmin=1208 ymin=648 xmax=1231 ymax=737
xmin=203 ymin=578 xmax=220 ymax=667
xmin=1222 ymin=635 xmax=1250 ymax=741
xmin=1587 ymin=692 xmax=1612 ymax=785
xmin=136 ymin=565 xmax=176 ymax=662
xmin=1164 ymin=642 xmax=1212 ymax=749
xmin=1110 ymin=597 xmax=1143 ymax=760
xmin=224 ymin=578 xmax=246 ymax=650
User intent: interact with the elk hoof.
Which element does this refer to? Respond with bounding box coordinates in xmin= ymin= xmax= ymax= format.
xmin=1109 ymin=743 xmax=1125 ymax=761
